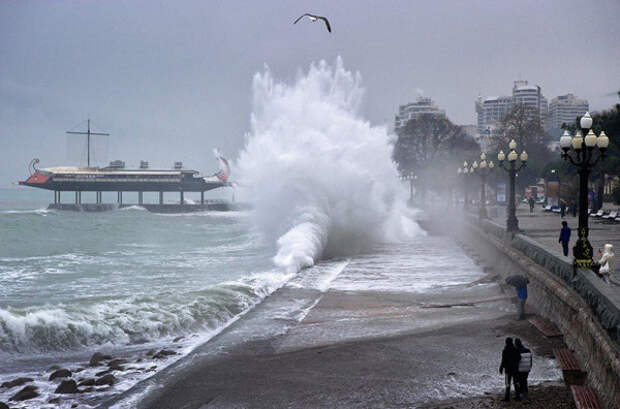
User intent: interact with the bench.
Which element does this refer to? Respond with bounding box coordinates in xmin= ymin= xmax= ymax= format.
xmin=553 ymin=348 xmax=587 ymax=385
xmin=590 ymin=209 xmax=604 ymax=218
xmin=528 ymin=316 xmax=563 ymax=337
xmin=570 ymin=385 xmax=601 ymax=409
xmin=544 ymin=205 xmax=552 ymax=212
xmin=601 ymin=211 xmax=618 ymax=223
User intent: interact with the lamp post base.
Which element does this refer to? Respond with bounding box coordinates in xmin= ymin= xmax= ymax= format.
xmin=572 ymin=227 xmax=594 ymax=268
xmin=506 ymin=216 xmax=519 ymax=233
xmin=479 ymin=207 xmax=488 ymax=219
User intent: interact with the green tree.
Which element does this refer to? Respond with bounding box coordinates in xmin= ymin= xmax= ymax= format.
xmin=559 ymin=91 xmax=620 ymax=209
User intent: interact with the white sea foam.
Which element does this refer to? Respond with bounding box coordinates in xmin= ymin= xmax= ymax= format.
xmin=119 ymin=205 xmax=147 ymax=211
xmin=237 ymin=58 xmax=423 ymax=275
xmin=0 ymin=269 xmax=289 ymax=355
xmin=0 ymin=208 xmax=53 ymax=215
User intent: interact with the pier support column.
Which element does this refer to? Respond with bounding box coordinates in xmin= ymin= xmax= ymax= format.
xmin=96 ymin=192 xmax=101 ymax=204
xmin=138 ymin=192 xmax=143 ymax=205
xmin=180 ymin=191 xmax=184 ymax=205
xmin=58 ymin=191 xmax=61 ymax=204
xmin=201 ymin=191 xmax=204 ymax=205
xmin=75 ymin=191 xmax=79 ymax=205
xmin=78 ymin=191 xmax=82 ymax=205
xmin=159 ymin=192 xmax=163 ymax=205
xmin=54 ymin=191 xmax=58 ymax=204
xmin=117 ymin=192 xmax=123 ymax=205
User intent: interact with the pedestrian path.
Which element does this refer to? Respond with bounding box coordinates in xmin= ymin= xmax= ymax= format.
xmin=491 ymin=204 xmax=620 ymax=283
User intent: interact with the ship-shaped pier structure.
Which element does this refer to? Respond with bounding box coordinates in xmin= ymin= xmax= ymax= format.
xmin=19 ymin=120 xmax=238 ymax=213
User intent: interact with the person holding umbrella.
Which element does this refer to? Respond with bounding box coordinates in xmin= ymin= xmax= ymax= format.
xmin=506 ymin=275 xmax=529 ymax=320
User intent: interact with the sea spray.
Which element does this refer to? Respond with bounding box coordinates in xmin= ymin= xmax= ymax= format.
xmin=237 ymin=57 xmax=423 ymax=273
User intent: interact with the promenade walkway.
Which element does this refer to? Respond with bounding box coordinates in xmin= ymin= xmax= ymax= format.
xmin=491 ymin=203 xmax=620 ymax=283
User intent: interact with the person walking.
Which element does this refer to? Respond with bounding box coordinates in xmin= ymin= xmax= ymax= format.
xmin=516 ymin=281 xmax=528 ymax=320
xmin=514 ymin=338 xmax=532 ymax=399
xmin=571 ymin=200 xmax=577 ymax=217
xmin=560 ymin=199 xmax=566 ymax=218
xmin=559 ymin=221 xmax=571 ymax=257
xmin=499 ymin=337 xmax=521 ymax=402
xmin=528 ymin=197 xmax=535 ymax=213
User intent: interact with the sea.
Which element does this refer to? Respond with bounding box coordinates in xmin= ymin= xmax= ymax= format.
xmin=0 ymin=188 xmax=490 ymax=408
xmin=0 ymin=59 xmax=560 ymax=408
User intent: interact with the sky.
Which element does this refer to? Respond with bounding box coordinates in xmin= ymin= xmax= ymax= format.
xmin=1 ymin=0 xmax=619 ymax=187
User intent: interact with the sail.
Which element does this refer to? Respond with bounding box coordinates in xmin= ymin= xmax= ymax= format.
xmin=213 ymin=149 xmax=231 ymax=182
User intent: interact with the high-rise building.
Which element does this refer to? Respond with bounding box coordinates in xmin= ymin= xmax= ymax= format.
xmin=394 ymin=96 xmax=446 ymax=134
xmin=546 ymin=93 xmax=589 ymax=137
xmin=475 ymin=80 xmax=548 ymax=147
xmin=512 ymin=80 xmax=548 ymax=124
xmin=475 ymin=96 xmax=513 ymax=135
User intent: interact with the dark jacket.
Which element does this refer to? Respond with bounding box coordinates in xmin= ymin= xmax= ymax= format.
xmin=559 ymin=226 xmax=571 ymax=244
xmin=500 ymin=345 xmax=521 ymax=375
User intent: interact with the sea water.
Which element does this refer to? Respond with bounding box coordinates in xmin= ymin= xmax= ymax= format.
xmin=0 ymin=59 xmax=557 ymax=408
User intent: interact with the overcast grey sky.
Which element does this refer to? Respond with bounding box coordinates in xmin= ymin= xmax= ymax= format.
xmin=1 ymin=0 xmax=619 ymax=187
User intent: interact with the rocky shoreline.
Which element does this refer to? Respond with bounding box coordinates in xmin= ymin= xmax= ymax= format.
xmin=0 ymin=343 xmax=186 ymax=408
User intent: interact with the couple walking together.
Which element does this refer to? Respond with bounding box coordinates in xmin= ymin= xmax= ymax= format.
xmin=499 ymin=337 xmax=532 ymax=401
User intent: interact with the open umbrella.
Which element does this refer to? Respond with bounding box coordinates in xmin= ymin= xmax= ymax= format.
xmin=505 ymin=274 xmax=529 ymax=287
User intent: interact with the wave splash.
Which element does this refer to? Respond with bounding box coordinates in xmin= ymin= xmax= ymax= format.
xmin=0 ymin=271 xmax=287 ymax=354
xmin=238 ymin=57 xmax=423 ymax=274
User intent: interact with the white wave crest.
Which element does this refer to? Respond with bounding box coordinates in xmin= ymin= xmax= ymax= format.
xmin=237 ymin=57 xmax=423 ymax=274
xmin=0 ymin=270 xmax=289 ymax=355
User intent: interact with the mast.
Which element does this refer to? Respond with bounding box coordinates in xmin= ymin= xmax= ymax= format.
xmin=66 ymin=119 xmax=110 ymax=167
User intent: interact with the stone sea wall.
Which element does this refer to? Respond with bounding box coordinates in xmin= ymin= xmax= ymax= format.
xmin=429 ymin=214 xmax=620 ymax=408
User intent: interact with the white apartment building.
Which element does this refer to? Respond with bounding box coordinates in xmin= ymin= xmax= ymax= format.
xmin=394 ymin=96 xmax=446 ymax=134
xmin=546 ymin=93 xmax=589 ymax=136
xmin=512 ymin=80 xmax=548 ymax=124
xmin=475 ymin=80 xmax=548 ymax=146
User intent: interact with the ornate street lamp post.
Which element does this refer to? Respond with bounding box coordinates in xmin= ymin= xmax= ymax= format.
xmin=559 ymin=112 xmax=610 ymax=267
xmin=471 ymin=152 xmax=495 ymax=219
xmin=401 ymin=171 xmax=417 ymax=205
xmin=458 ymin=161 xmax=471 ymax=210
xmin=497 ymin=140 xmax=528 ymax=232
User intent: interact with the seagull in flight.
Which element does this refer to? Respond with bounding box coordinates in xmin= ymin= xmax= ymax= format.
xmin=293 ymin=13 xmax=332 ymax=33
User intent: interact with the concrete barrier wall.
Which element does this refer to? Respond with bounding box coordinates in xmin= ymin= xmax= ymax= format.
xmin=443 ymin=215 xmax=620 ymax=408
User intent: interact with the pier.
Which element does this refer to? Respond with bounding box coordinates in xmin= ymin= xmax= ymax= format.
xmin=46 ymin=190 xmax=236 ymax=213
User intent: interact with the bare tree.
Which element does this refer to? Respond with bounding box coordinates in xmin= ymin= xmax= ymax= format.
xmin=392 ymin=113 xmax=478 ymax=200
xmin=492 ymin=105 xmax=549 ymax=151
xmin=491 ymin=105 xmax=554 ymax=190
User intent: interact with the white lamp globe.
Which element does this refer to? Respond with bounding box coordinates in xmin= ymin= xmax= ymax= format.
xmin=580 ymin=112 xmax=593 ymax=130
xmin=572 ymin=131 xmax=583 ymax=150
xmin=508 ymin=150 xmax=518 ymax=162
xmin=560 ymin=130 xmax=573 ymax=150
xmin=472 ymin=161 xmax=478 ymax=169
xmin=497 ymin=150 xmax=505 ymax=161
xmin=584 ymin=129 xmax=597 ymax=147
xmin=489 ymin=161 xmax=494 ymax=169
xmin=480 ymin=160 xmax=487 ymax=169
xmin=520 ymin=151 xmax=528 ymax=162
xmin=458 ymin=168 xmax=462 ymax=174
xmin=597 ymin=131 xmax=609 ymax=149
xmin=463 ymin=161 xmax=468 ymax=168
xmin=480 ymin=152 xmax=486 ymax=160
xmin=509 ymin=139 xmax=517 ymax=150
